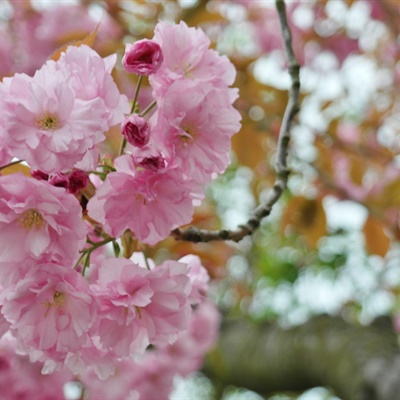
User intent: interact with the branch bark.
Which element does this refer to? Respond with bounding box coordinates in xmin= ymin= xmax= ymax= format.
xmin=204 ymin=315 xmax=400 ymax=400
xmin=172 ymin=0 xmax=300 ymax=243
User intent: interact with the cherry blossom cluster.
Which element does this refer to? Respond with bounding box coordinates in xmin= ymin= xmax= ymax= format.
xmin=88 ymin=21 xmax=241 ymax=244
xmin=0 ymin=19 xmax=240 ymax=398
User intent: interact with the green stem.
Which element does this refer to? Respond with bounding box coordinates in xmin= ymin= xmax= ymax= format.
xmin=119 ymin=76 xmax=144 ymax=156
xmin=140 ymin=100 xmax=157 ymax=117
xmin=75 ymin=237 xmax=114 ymax=274
xmin=131 ymin=75 xmax=143 ymax=114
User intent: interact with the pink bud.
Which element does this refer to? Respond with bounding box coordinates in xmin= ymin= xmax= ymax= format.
xmin=122 ymin=39 xmax=163 ymax=76
xmin=121 ymin=115 xmax=150 ymax=148
xmin=68 ymin=169 xmax=89 ymax=194
xmin=49 ymin=173 xmax=69 ymax=190
xmin=136 ymin=155 xmax=166 ymax=171
xmin=132 ymin=145 xmax=166 ymax=171
xmin=31 ymin=170 xmax=49 ymax=181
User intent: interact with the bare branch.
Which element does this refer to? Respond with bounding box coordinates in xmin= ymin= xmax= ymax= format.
xmin=172 ymin=0 xmax=300 ymax=243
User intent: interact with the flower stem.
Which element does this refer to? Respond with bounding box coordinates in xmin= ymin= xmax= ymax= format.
xmin=131 ymin=75 xmax=143 ymax=115
xmin=75 ymin=237 xmax=115 ymax=274
xmin=120 ymin=76 xmax=144 ymax=156
xmin=140 ymin=100 xmax=157 ymax=117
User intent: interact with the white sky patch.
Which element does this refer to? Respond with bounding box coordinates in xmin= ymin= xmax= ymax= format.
xmin=323 ymin=196 xmax=368 ymax=232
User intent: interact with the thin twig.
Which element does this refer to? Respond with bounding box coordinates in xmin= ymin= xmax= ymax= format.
xmin=171 ymin=0 xmax=300 ymax=243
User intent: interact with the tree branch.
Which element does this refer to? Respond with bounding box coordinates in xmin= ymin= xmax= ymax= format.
xmin=172 ymin=0 xmax=300 ymax=243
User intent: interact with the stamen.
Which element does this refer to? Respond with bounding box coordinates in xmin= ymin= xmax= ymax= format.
xmin=19 ymin=209 xmax=46 ymax=230
xmin=37 ymin=115 xmax=59 ymax=131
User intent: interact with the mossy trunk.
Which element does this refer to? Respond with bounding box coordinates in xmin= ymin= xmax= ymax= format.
xmin=204 ymin=315 xmax=400 ymax=400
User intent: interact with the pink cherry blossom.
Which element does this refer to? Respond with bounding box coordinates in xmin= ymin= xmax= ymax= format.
xmin=87 ymin=155 xmax=193 ymax=245
xmin=150 ymin=20 xmax=236 ymax=98
xmin=153 ymin=79 xmax=241 ymax=188
xmin=122 ymin=39 xmax=163 ymax=76
xmin=143 ymin=260 xmax=192 ymax=346
xmin=121 ymin=114 xmax=151 ymax=148
xmin=1 ymin=263 xmax=97 ymax=373
xmin=0 ymin=46 xmax=129 ymax=174
xmin=158 ymin=300 xmax=221 ymax=376
xmin=92 ymin=258 xmax=191 ymax=356
xmin=80 ymin=358 xmax=140 ymax=399
xmin=0 ymin=64 xmax=106 ymax=173
xmin=0 ymin=173 xmax=86 ymax=285
xmin=0 ymin=336 xmax=71 ymax=400
xmin=130 ymin=352 xmax=175 ymax=400
xmin=58 ymin=45 xmax=130 ymax=127
xmin=92 ymin=258 xmax=153 ymax=358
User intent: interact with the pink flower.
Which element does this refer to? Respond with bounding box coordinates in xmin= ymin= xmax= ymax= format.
xmin=58 ymin=45 xmax=130 ymax=127
xmin=0 ymin=46 xmax=129 ymax=174
xmin=92 ymin=258 xmax=153 ymax=357
xmin=149 ymin=21 xmax=236 ymax=98
xmin=158 ymin=300 xmax=221 ymax=376
xmin=0 ymin=337 xmax=71 ymax=400
xmin=80 ymin=358 xmax=140 ymax=399
xmin=130 ymin=352 xmax=175 ymax=400
xmin=0 ymin=64 xmax=106 ymax=174
xmin=142 ymin=260 xmax=192 ymax=346
xmin=87 ymin=155 xmax=193 ymax=245
xmin=0 ymin=173 xmax=87 ymax=285
xmin=122 ymin=39 xmax=163 ymax=76
xmin=1 ymin=263 xmax=97 ymax=372
xmin=154 ymin=79 xmax=241 ymax=188
xmin=92 ymin=258 xmax=191 ymax=357
xmin=121 ymin=114 xmax=150 ymax=147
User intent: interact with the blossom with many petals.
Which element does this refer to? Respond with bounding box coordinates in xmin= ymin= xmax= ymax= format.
xmin=153 ymin=79 xmax=241 ymax=189
xmin=87 ymin=155 xmax=193 ymax=244
xmin=150 ymin=20 xmax=236 ymax=98
xmin=1 ymin=263 xmax=97 ymax=373
xmin=0 ymin=173 xmax=86 ymax=284
xmin=92 ymin=258 xmax=191 ymax=357
xmin=0 ymin=46 xmax=129 ymax=174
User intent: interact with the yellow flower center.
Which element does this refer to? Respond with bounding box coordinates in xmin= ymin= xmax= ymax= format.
xmin=52 ymin=291 xmax=65 ymax=307
xmin=37 ymin=114 xmax=59 ymax=131
xmin=19 ymin=209 xmax=46 ymax=230
xmin=179 ymin=127 xmax=195 ymax=146
xmin=44 ymin=291 xmax=65 ymax=316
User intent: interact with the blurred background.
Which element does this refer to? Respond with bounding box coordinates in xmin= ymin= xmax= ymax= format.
xmin=2 ymin=0 xmax=400 ymax=398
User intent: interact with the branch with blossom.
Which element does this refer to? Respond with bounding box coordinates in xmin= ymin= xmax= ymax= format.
xmin=0 ymin=0 xmax=300 ymax=397
xmin=172 ymin=0 xmax=301 ymax=243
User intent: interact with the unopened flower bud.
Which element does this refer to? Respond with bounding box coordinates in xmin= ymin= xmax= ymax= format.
xmin=31 ymin=170 xmax=49 ymax=181
xmin=132 ymin=146 xmax=166 ymax=171
xmin=49 ymin=173 xmax=69 ymax=190
xmin=121 ymin=115 xmax=150 ymax=148
xmin=68 ymin=169 xmax=89 ymax=194
xmin=122 ymin=39 xmax=163 ymax=76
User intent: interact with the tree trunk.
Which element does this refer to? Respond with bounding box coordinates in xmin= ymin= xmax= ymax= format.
xmin=204 ymin=315 xmax=400 ymax=400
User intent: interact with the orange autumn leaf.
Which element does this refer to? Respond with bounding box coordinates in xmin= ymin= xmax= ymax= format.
xmin=282 ymin=196 xmax=327 ymax=249
xmin=363 ymin=216 xmax=391 ymax=257
xmin=49 ymin=23 xmax=100 ymax=61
